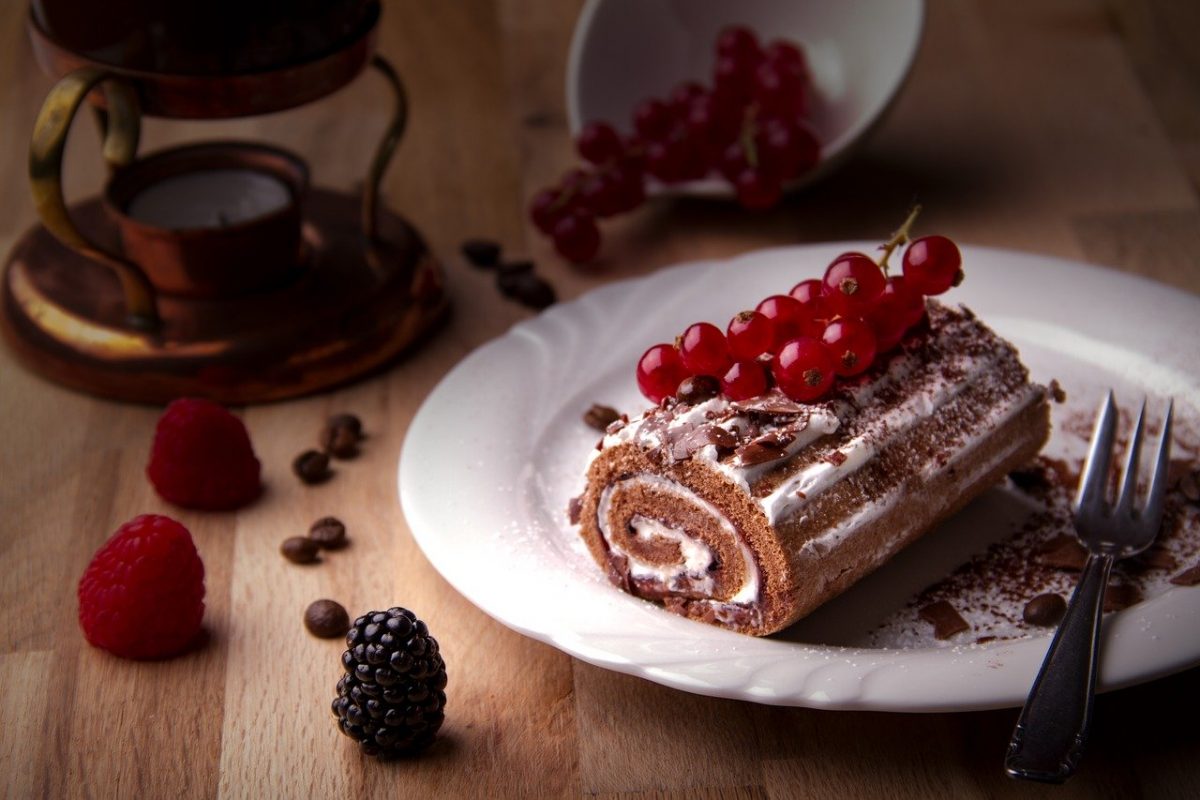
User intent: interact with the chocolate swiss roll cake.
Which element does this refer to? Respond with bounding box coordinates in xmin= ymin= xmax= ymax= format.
xmin=575 ymin=301 xmax=1051 ymax=636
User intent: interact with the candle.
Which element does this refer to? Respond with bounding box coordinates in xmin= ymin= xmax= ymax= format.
xmin=126 ymin=169 xmax=293 ymax=230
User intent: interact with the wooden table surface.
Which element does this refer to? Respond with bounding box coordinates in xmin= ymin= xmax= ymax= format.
xmin=3 ymin=1 xmax=1200 ymax=797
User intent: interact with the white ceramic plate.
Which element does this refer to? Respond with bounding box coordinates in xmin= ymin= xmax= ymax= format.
xmin=400 ymin=245 xmax=1200 ymax=711
xmin=566 ymin=0 xmax=925 ymax=196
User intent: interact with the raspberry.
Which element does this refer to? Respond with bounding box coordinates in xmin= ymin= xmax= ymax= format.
xmin=147 ymin=398 xmax=262 ymax=510
xmin=77 ymin=514 xmax=205 ymax=660
xmin=333 ymin=608 xmax=448 ymax=757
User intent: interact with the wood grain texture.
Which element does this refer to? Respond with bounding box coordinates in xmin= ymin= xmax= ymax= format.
xmin=2 ymin=0 xmax=1199 ymax=798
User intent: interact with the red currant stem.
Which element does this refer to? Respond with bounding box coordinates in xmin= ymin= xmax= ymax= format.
xmin=876 ymin=204 xmax=923 ymax=274
xmin=547 ymin=186 xmax=578 ymax=214
xmin=740 ymin=105 xmax=761 ymax=170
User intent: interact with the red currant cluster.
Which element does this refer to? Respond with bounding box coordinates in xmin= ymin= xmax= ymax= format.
xmin=530 ymin=25 xmax=821 ymax=263
xmin=636 ymin=218 xmax=963 ymax=405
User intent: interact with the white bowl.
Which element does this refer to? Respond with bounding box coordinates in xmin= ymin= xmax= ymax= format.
xmin=566 ymin=0 xmax=925 ymax=197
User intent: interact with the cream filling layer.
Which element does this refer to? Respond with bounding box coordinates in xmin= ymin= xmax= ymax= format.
xmin=596 ymin=475 xmax=761 ymax=604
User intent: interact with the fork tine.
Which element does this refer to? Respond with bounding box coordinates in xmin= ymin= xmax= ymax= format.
xmin=1141 ymin=400 xmax=1174 ymax=524
xmin=1075 ymin=391 xmax=1117 ymax=512
xmin=1113 ymin=399 xmax=1147 ymax=517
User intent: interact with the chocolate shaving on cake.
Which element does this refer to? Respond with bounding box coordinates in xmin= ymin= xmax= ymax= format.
xmin=567 ymin=496 xmax=582 ymax=525
xmin=824 ymin=450 xmax=848 ymax=466
xmin=735 ymin=440 xmax=788 ymax=466
xmin=1135 ymin=547 xmax=1178 ymax=571
xmin=1103 ymin=583 xmax=1142 ymax=613
xmin=705 ymin=426 xmax=737 ymax=451
xmin=918 ymin=600 xmax=970 ymax=639
xmin=1048 ymin=379 xmax=1067 ymax=403
xmin=731 ymin=396 xmax=810 ymax=416
xmin=1170 ymin=564 xmax=1200 ymax=586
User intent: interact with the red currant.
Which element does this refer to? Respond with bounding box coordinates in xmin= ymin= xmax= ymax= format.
xmin=867 ymin=275 xmax=927 ymax=353
xmin=716 ymin=25 xmax=762 ymax=63
xmin=633 ymin=98 xmax=673 ymax=140
xmin=821 ymin=318 xmax=878 ymax=377
xmin=721 ymin=360 xmax=769 ymax=401
xmin=772 ymin=337 xmax=835 ymax=402
xmin=679 ymin=322 xmax=733 ymax=377
xmin=734 ymin=168 xmax=782 ymax=211
xmin=764 ymin=41 xmax=808 ymax=79
xmin=669 ymin=81 xmax=706 ymax=112
xmin=577 ymin=121 xmax=624 ymax=165
xmin=821 ymin=252 xmax=886 ymax=316
xmin=637 ymin=344 xmax=689 ymax=403
xmin=902 ymin=235 xmax=963 ymax=295
xmin=552 ymin=211 xmax=601 ymax=263
xmin=529 ymin=188 xmax=568 ymax=234
xmin=726 ymin=310 xmax=775 ymax=360
xmin=753 ymin=61 xmax=806 ymax=118
xmin=755 ymin=295 xmax=808 ymax=350
xmin=788 ymin=278 xmax=830 ymax=323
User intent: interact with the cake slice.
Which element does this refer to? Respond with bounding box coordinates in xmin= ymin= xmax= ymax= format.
xmin=576 ymin=301 xmax=1050 ymax=635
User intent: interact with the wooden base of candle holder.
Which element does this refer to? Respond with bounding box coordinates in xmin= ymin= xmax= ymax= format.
xmin=0 ymin=188 xmax=448 ymax=405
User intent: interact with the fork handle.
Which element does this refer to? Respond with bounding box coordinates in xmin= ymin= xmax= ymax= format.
xmin=1005 ymin=552 xmax=1113 ymax=783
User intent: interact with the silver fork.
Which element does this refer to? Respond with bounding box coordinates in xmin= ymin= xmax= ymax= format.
xmin=1005 ymin=391 xmax=1173 ymax=783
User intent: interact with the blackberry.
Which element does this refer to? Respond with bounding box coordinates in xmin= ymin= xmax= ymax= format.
xmin=332 ymin=608 xmax=447 ymax=757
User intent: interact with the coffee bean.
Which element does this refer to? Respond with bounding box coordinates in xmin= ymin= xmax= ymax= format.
xmin=676 ymin=375 xmax=719 ymax=405
xmin=497 ymin=259 xmax=534 ymax=276
xmin=309 ymin=516 xmax=348 ymax=549
xmin=281 ymin=536 xmax=320 ymax=564
xmin=583 ymin=404 xmax=620 ymax=431
xmin=304 ymin=599 xmax=350 ymax=638
xmin=1022 ymin=593 xmax=1066 ymax=626
xmin=461 ymin=238 xmax=501 ymax=268
xmin=293 ymin=450 xmax=331 ymax=484
xmin=326 ymin=412 xmax=362 ymax=438
xmin=498 ymin=271 xmax=556 ymax=310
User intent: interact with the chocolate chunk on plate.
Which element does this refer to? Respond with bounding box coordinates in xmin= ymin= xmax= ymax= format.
xmin=1169 ymin=563 xmax=1200 ymax=587
xmin=918 ymin=600 xmax=970 ymax=640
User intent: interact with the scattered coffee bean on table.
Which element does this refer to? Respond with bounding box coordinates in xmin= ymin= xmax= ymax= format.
xmin=461 ymin=238 xmax=502 ymax=268
xmin=304 ymin=599 xmax=350 ymax=638
xmin=583 ymin=404 xmax=620 ymax=431
xmin=309 ymin=516 xmax=348 ymax=549
xmin=282 ymin=536 xmax=320 ymax=564
xmin=321 ymin=413 xmax=363 ymax=459
xmin=293 ymin=450 xmax=331 ymax=484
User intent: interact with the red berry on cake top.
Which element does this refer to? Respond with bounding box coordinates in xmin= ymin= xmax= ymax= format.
xmin=726 ymin=310 xmax=775 ymax=361
xmin=821 ymin=252 xmax=886 ymax=317
xmin=77 ymin=514 xmax=205 ymax=660
xmin=821 ymin=318 xmax=878 ymax=377
xmin=679 ymin=322 xmax=733 ymax=377
xmin=721 ymin=360 xmax=770 ymax=401
xmin=637 ymin=344 xmax=690 ymax=404
xmin=632 ymin=209 xmax=962 ymax=405
xmin=146 ymin=397 xmax=261 ymax=511
xmin=902 ymin=235 xmax=963 ymax=295
xmin=755 ymin=294 xmax=811 ymax=350
xmin=772 ymin=337 xmax=836 ymax=402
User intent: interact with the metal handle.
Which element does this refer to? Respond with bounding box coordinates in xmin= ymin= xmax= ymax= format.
xmin=1005 ymin=552 xmax=1113 ymax=783
xmin=29 ymin=67 xmax=159 ymax=330
xmin=362 ymin=54 xmax=408 ymax=245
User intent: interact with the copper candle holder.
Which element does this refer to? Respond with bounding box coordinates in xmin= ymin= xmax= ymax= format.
xmin=1 ymin=0 xmax=448 ymax=404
